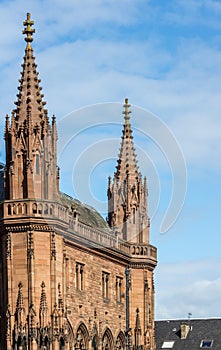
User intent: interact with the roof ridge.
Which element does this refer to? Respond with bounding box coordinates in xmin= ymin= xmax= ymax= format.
xmin=156 ymin=317 xmax=221 ymax=321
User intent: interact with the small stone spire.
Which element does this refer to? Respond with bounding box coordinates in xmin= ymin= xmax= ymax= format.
xmin=14 ymin=14 xmax=47 ymax=124
xmin=57 ymin=283 xmax=65 ymax=331
xmin=134 ymin=308 xmax=142 ymax=347
xmin=135 ymin=308 xmax=141 ymax=330
xmin=23 ymin=13 xmax=35 ymax=50
xmin=39 ymin=281 xmax=48 ymax=328
xmin=16 ymin=282 xmax=24 ymax=310
xmin=58 ymin=283 xmax=64 ymax=310
xmin=15 ymin=282 xmax=25 ymax=324
xmin=40 ymin=281 xmax=48 ymax=311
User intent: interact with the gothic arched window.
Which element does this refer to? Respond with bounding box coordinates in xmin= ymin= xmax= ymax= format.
xmin=116 ymin=331 xmax=125 ymax=350
xmin=102 ymin=328 xmax=114 ymax=350
xmin=75 ymin=323 xmax=89 ymax=350
xmin=60 ymin=337 xmax=65 ymax=350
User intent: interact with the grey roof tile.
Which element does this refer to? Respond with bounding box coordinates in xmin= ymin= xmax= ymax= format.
xmin=60 ymin=191 xmax=110 ymax=230
xmin=155 ymin=319 xmax=221 ymax=350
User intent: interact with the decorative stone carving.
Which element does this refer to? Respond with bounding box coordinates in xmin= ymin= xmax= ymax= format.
xmin=6 ymin=232 xmax=11 ymax=259
xmin=51 ymin=232 xmax=56 ymax=260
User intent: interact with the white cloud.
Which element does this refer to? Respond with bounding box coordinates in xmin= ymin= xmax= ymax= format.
xmin=155 ymin=259 xmax=221 ymax=319
xmin=34 ymin=37 xmax=221 ymax=175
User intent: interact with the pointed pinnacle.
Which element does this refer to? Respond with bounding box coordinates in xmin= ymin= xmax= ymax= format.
xmin=135 ymin=307 xmax=141 ymax=329
xmin=122 ymin=98 xmax=131 ymax=124
xmin=23 ymin=13 xmax=35 ymax=50
xmin=40 ymin=281 xmax=48 ymax=310
xmin=16 ymin=282 xmax=24 ymax=309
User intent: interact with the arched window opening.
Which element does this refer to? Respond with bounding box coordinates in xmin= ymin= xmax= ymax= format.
xmin=50 ymin=205 xmax=54 ymax=215
xmin=92 ymin=335 xmax=98 ymax=350
xmin=32 ymin=203 xmax=37 ymax=214
xmin=38 ymin=203 xmax=43 ymax=215
xmin=23 ymin=203 xmax=27 ymax=214
xmin=116 ymin=331 xmax=125 ymax=350
xmin=102 ymin=328 xmax=114 ymax=350
xmin=44 ymin=204 xmax=48 ymax=215
xmin=18 ymin=203 xmax=22 ymax=214
xmin=13 ymin=204 xmax=17 ymax=215
xmin=60 ymin=337 xmax=65 ymax=350
xmin=8 ymin=204 xmax=11 ymax=215
xmin=40 ymin=335 xmax=50 ymax=350
xmin=75 ymin=323 xmax=89 ymax=350
xmin=17 ymin=335 xmax=27 ymax=349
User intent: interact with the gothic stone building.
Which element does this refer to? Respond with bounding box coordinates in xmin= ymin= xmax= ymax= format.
xmin=0 ymin=14 xmax=157 ymax=350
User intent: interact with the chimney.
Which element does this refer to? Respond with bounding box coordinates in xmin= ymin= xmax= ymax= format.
xmin=180 ymin=322 xmax=190 ymax=339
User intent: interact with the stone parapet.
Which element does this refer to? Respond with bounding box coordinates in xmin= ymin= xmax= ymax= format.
xmin=0 ymin=200 xmax=157 ymax=264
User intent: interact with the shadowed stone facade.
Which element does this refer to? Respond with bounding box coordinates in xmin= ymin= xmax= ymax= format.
xmin=0 ymin=163 xmax=4 ymax=202
xmin=0 ymin=14 xmax=157 ymax=350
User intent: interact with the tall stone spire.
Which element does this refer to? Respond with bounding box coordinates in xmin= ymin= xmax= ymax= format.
xmin=4 ymin=13 xmax=59 ymax=201
xmin=14 ymin=12 xmax=47 ymax=125
xmin=107 ymin=99 xmax=149 ymax=243
xmin=115 ymin=98 xmax=139 ymax=181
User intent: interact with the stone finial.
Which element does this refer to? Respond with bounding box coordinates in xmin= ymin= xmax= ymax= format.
xmin=16 ymin=282 xmax=24 ymax=309
xmin=40 ymin=281 xmax=47 ymax=309
xmin=135 ymin=308 xmax=141 ymax=330
xmin=122 ymin=98 xmax=131 ymax=124
xmin=40 ymin=281 xmax=48 ymax=327
xmin=58 ymin=283 xmax=64 ymax=310
xmin=23 ymin=13 xmax=35 ymax=50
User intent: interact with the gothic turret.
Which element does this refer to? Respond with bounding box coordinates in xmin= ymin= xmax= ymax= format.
xmin=107 ymin=98 xmax=149 ymax=243
xmin=4 ymin=13 xmax=59 ymax=201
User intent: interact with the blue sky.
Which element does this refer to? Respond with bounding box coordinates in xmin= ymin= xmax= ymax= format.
xmin=0 ymin=0 xmax=221 ymax=319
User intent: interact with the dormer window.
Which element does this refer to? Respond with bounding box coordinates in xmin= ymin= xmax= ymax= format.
xmin=200 ymin=340 xmax=213 ymax=348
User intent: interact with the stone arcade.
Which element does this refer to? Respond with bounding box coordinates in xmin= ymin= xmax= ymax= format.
xmin=0 ymin=14 xmax=157 ymax=350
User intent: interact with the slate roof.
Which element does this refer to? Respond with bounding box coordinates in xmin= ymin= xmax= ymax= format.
xmin=60 ymin=192 xmax=110 ymax=231
xmin=0 ymin=162 xmax=4 ymax=202
xmin=155 ymin=319 xmax=221 ymax=350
